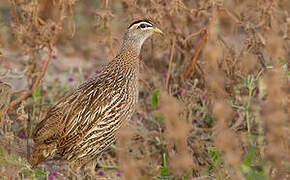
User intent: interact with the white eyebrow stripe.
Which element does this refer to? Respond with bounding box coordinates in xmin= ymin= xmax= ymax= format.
xmin=129 ymin=22 xmax=153 ymax=29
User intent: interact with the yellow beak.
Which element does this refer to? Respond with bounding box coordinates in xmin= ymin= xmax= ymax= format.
xmin=154 ymin=28 xmax=163 ymax=34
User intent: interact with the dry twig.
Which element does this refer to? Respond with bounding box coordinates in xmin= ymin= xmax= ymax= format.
xmin=184 ymin=7 xmax=222 ymax=79
xmin=139 ymin=78 xmax=153 ymax=92
xmin=9 ymin=0 xmax=20 ymax=26
xmin=10 ymin=89 xmax=27 ymax=95
xmin=166 ymin=37 xmax=176 ymax=90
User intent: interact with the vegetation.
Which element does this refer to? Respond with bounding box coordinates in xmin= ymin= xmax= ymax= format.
xmin=0 ymin=0 xmax=289 ymax=179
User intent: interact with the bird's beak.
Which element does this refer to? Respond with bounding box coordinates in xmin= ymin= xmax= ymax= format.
xmin=154 ymin=27 xmax=163 ymax=34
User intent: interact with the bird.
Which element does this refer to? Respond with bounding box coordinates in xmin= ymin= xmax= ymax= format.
xmin=29 ymin=19 xmax=163 ymax=168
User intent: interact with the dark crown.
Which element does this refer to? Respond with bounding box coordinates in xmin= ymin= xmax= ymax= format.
xmin=128 ymin=19 xmax=154 ymax=29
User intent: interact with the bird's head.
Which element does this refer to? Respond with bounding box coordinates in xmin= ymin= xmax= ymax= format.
xmin=121 ymin=19 xmax=163 ymax=55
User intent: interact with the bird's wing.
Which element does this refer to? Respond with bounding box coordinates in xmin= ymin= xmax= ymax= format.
xmin=57 ymin=74 xmax=118 ymax=149
xmin=32 ymin=70 xmax=111 ymax=145
xmin=32 ymin=89 xmax=81 ymax=144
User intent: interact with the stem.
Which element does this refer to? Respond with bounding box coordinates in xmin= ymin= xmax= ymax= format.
xmin=163 ymin=153 xmax=167 ymax=167
xmin=231 ymin=104 xmax=246 ymax=110
xmin=246 ymin=109 xmax=250 ymax=133
xmin=246 ymin=84 xmax=253 ymax=134
xmin=166 ymin=37 xmax=176 ymax=90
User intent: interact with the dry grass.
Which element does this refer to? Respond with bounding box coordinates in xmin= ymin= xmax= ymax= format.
xmin=0 ymin=0 xmax=289 ymax=179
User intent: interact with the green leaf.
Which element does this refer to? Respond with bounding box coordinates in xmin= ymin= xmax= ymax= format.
xmin=208 ymin=147 xmax=219 ymax=163
xmin=160 ymin=166 xmax=170 ymax=177
xmin=207 ymin=165 xmax=214 ymax=174
xmin=240 ymin=148 xmax=268 ymax=180
xmin=151 ymin=89 xmax=160 ymax=108
xmin=9 ymin=154 xmax=19 ymax=162
xmin=33 ymin=86 xmax=41 ymax=101
xmin=181 ymin=176 xmax=188 ymax=180
xmin=242 ymin=148 xmax=256 ymax=167
xmin=0 ymin=146 xmax=5 ymax=157
xmin=34 ymin=169 xmax=47 ymax=178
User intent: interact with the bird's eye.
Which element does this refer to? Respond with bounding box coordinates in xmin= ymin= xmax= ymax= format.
xmin=140 ymin=24 xmax=146 ymax=28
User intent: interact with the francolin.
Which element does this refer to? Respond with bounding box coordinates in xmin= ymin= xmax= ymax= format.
xmin=29 ymin=19 xmax=163 ymax=168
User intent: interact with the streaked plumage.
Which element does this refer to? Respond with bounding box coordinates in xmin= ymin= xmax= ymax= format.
xmin=29 ymin=19 xmax=162 ymax=168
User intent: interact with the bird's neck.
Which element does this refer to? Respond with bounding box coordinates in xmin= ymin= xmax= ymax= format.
xmin=119 ymin=35 xmax=144 ymax=57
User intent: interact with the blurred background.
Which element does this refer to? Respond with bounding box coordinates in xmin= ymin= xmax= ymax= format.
xmin=0 ymin=0 xmax=289 ymax=179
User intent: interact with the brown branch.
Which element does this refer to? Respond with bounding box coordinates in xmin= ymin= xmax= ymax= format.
xmin=32 ymin=51 xmax=52 ymax=89
xmin=9 ymin=0 xmax=20 ymax=26
xmin=184 ymin=7 xmax=222 ymax=79
xmin=139 ymin=79 xmax=153 ymax=92
xmin=11 ymin=89 xmax=28 ymax=95
xmin=166 ymin=37 xmax=176 ymax=90
xmin=0 ymin=50 xmax=52 ymax=119
xmin=224 ymin=8 xmax=240 ymax=23
xmin=184 ymin=28 xmax=204 ymax=42
xmin=8 ymin=91 xmax=32 ymax=109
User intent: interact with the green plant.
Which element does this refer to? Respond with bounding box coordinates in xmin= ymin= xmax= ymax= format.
xmin=240 ymin=147 xmax=268 ymax=180
xmin=200 ymin=146 xmax=222 ymax=178
xmin=0 ymin=146 xmax=47 ymax=179
xmin=158 ymin=153 xmax=171 ymax=180
xmin=151 ymin=89 xmax=160 ymax=108
xmin=232 ymin=70 xmax=263 ymax=135
xmin=32 ymin=86 xmax=41 ymax=102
